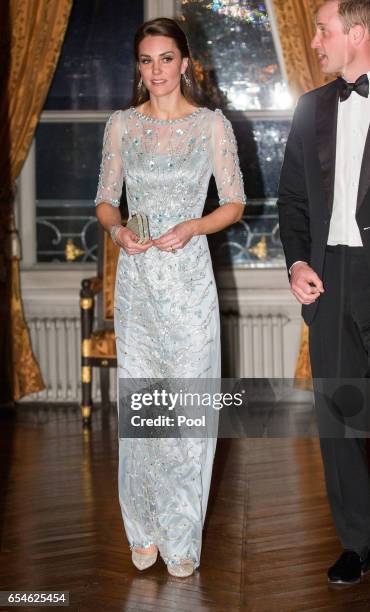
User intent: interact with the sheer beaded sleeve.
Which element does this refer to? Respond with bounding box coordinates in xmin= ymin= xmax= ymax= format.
xmin=211 ymin=109 xmax=246 ymax=206
xmin=95 ymin=111 xmax=125 ymax=207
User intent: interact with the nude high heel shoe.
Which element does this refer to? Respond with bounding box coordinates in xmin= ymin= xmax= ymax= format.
xmin=131 ymin=545 xmax=158 ymax=570
xmin=167 ymin=560 xmax=195 ymax=577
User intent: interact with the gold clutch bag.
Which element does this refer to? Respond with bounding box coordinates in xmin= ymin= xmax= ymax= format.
xmin=126 ymin=212 xmax=150 ymax=244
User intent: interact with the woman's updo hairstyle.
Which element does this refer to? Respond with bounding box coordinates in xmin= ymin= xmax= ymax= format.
xmin=130 ymin=17 xmax=204 ymax=108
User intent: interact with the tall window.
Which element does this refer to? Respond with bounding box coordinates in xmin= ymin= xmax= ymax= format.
xmin=32 ymin=0 xmax=144 ymax=264
xmin=20 ymin=0 xmax=291 ymax=268
xmin=177 ymin=0 xmax=292 ymax=268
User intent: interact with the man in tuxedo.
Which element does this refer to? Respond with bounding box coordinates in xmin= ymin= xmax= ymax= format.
xmin=278 ymin=0 xmax=370 ymax=586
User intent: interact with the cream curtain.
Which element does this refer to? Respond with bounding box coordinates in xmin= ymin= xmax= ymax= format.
xmin=272 ymin=0 xmax=331 ymax=96
xmin=0 ymin=0 xmax=73 ymax=401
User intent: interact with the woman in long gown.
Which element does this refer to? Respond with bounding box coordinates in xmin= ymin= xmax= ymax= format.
xmin=95 ymin=18 xmax=246 ymax=577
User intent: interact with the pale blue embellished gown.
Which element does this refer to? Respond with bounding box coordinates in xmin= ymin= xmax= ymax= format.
xmin=95 ymin=106 xmax=245 ymax=568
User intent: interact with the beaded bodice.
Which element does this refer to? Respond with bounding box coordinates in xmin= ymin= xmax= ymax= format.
xmin=95 ymin=106 xmax=245 ymax=236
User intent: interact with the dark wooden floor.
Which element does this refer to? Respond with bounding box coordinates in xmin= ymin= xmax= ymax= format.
xmin=1 ymin=405 xmax=370 ymax=612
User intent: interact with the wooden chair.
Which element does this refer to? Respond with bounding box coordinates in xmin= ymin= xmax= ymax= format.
xmin=79 ymin=228 xmax=120 ymax=427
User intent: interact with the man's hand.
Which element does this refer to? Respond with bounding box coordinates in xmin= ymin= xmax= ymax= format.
xmin=290 ymin=262 xmax=324 ymax=305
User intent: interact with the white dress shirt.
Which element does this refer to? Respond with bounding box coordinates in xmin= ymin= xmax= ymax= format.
xmin=289 ymin=71 xmax=370 ymax=274
xmin=327 ymin=70 xmax=370 ymax=246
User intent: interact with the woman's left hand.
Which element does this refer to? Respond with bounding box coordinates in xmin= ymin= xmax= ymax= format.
xmin=152 ymin=220 xmax=196 ymax=252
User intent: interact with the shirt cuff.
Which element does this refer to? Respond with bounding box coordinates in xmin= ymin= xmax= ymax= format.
xmin=289 ymin=261 xmax=307 ymax=275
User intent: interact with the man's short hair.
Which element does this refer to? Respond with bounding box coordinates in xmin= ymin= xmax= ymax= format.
xmin=337 ymin=0 xmax=370 ymax=34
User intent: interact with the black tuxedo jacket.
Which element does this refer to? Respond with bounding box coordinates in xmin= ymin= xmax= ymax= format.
xmin=277 ymin=79 xmax=370 ymax=325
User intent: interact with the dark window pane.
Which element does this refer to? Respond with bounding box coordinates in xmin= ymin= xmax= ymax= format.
xmin=36 ymin=201 xmax=98 ymax=263
xmin=208 ymin=199 xmax=284 ymax=268
xmin=44 ymin=0 xmax=144 ymax=110
xmin=205 ymin=117 xmax=290 ymax=200
xmin=235 ymin=118 xmax=290 ymax=198
xmin=177 ymin=0 xmax=291 ymax=110
xmin=35 ymin=122 xmax=118 ymax=263
xmin=36 ymin=122 xmax=105 ymax=199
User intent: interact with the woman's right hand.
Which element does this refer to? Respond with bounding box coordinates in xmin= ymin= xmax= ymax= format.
xmin=115 ymin=226 xmax=153 ymax=256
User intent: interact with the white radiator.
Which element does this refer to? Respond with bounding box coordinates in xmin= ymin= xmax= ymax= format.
xmin=24 ymin=314 xmax=288 ymax=402
xmin=221 ymin=314 xmax=287 ymax=378
xmin=26 ymin=317 xmax=116 ymax=403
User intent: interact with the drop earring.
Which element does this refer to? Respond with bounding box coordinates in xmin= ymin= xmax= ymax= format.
xmin=182 ymin=73 xmax=191 ymax=87
xmin=138 ymin=77 xmax=144 ymax=91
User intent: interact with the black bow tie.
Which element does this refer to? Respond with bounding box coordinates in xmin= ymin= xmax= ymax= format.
xmin=337 ymin=74 xmax=369 ymax=102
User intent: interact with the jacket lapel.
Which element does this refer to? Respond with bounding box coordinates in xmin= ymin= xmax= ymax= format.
xmin=357 ymin=126 xmax=370 ymax=210
xmin=316 ymin=83 xmax=339 ymax=212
